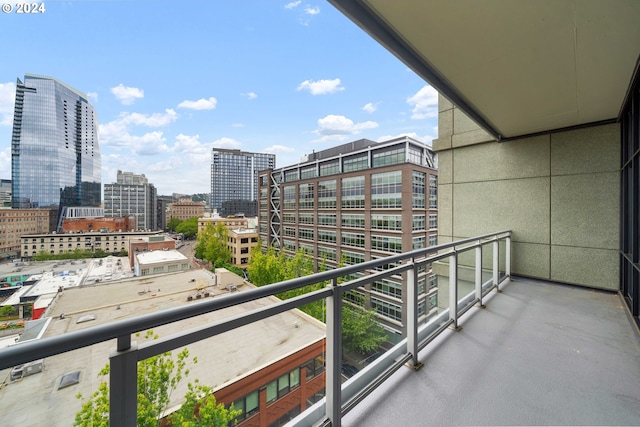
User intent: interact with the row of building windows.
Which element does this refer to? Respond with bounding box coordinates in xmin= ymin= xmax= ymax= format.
xmin=274 ymin=213 xmax=436 ymax=231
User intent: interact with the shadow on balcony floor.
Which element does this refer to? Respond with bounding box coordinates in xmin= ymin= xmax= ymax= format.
xmin=343 ymin=277 xmax=640 ymax=426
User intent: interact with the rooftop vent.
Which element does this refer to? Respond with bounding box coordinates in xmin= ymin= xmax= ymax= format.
xmin=58 ymin=371 xmax=80 ymax=389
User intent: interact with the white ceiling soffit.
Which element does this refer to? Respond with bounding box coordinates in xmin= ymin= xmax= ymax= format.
xmin=330 ymin=0 xmax=640 ymax=140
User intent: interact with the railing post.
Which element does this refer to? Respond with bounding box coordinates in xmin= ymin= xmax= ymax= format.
xmin=493 ymin=238 xmax=501 ymax=292
xmin=325 ymin=277 xmax=342 ymax=427
xmin=407 ymin=260 xmax=422 ymax=370
xmin=449 ymin=252 xmax=461 ymax=330
xmin=506 ymin=235 xmax=511 ymax=278
xmin=109 ymin=337 xmax=138 ymax=427
xmin=475 ymin=243 xmax=485 ymax=308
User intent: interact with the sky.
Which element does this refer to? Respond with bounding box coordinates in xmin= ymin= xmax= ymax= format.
xmin=0 ymin=0 xmax=438 ymax=196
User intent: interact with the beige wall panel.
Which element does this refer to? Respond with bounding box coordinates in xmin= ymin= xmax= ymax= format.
xmin=550 ymin=246 xmax=618 ymax=290
xmin=453 ymin=108 xmax=483 ymax=134
xmin=453 ymin=178 xmax=550 ymax=244
xmin=551 ymin=123 xmax=620 ymax=175
xmin=437 ymin=150 xmax=452 ymax=184
xmin=511 ymin=241 xmax=550 ymax=279
xmin=453 ymin=135 xmax=550 ymax=183
xmin=438 ymin=183 xmax=453 ymax=236
xmin=551 ymin=172 xmax=619 ymax=250
xmin=438 ymin=93 xmax=453 ymax=112
xmin=439 ymin=108 xmax=453 ymax=138
xmin=452 ymin=128 xmax=494 ymax=148
xmin=433 ymin=135 xmax=452 ymax=151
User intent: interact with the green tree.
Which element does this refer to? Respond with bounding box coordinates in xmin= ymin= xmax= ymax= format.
xmin=176 ymin=217 xmax=199 ymax=239
xmin=75 ymin=331 xmax=240 ymax=427
xmin=247 ymin=247 xmax=387 ymax=354
xmin=195 ymin=222 xmax=232 ymax=267
xmin=167 ymin=217 xmax=183 ymax=232
xmin=0 ymin=305 xmax=16 ymax=318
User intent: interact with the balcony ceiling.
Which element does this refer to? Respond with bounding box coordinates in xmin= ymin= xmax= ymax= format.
xmin=330 ymin=0 xmax=640 ymax=140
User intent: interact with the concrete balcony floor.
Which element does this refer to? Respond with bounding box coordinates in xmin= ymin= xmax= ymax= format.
xmin=342 ymin=277 xmax=640 ymax=426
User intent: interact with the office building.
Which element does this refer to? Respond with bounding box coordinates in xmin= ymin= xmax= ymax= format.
xmin=211 ymin=148 xmax=275 ymax=217
xmin=0 ymin=180 xmax=11 ymax=207
xmin=168 ymin=197 xmax=206 ymax=221
xmin=258 ymin=136 xmax=438 ymax=340
xmin=0 ymin=208 xmax=55 ymax=260
xmin=10 ymin=74 xmax=101 ymax=215
xmin=104 ymin=170 xmax=158 ymax=231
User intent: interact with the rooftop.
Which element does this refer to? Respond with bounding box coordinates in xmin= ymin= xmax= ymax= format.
xmin=0 ymin=269 xmax=325 ymax=426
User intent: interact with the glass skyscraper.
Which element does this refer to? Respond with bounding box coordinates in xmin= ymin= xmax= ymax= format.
xmin=210 ymin=148 xmax=275 ymax=217
xmin=11 ymin=74 xmax=101 ymax=212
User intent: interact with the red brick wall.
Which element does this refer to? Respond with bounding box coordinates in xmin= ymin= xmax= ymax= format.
xmin=61 ymin=217 xmax=137 ymax=232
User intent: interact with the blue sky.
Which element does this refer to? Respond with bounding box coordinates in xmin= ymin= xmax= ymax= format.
xmin=0 ymin=0 xmax=438 ymax=195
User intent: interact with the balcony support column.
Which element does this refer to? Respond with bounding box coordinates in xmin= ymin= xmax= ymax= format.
xmin=109 ymin=337 xmax=138 ymax=427
xmin=493 ymin=238 xmax=501 ymax=293
xmin=449 ymin=252 xmax=461 ymax=330
xmin=475 ymin=244 xmax=485 ymax=308
xmin=407 ymin=260 xmax=423 ymax=370
xmin=325 ymin=277 xmax=342 ymax=427
xmin=506 ymin=235 xmax=511 ymax=278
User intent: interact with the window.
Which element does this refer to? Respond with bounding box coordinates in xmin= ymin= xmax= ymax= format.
xmin=318 ymin=230 xmax=336 ymax=243
xmin=318 ymin=246 xmax=337 ymax=261
xmin=342 ymin=250 xmax=364 ymax=265
xmin=283 ymin=185 xmax=296 ymax=209
xmin=371 ymin=235 xmax=402 ymax=253
xmin=318 ymin=213 xmax=336 ymax=226
xmin=232 ymin=390 xmax=259 ymax=422
xmin=373 ymin=146 xmax=404 ymax=167
xmin=343 ymin=153 xmax=368 ymax=172
xmin=266 ymin=380 xmax=277 ymax=403
xmin=300 ymin=165 xmax=317 ymax=179
xmin=341 ymin=214 xmax=365 ymax=228
xmin=318 ymin=180 xmax=337 ymax=209
xmin=299 ymin=213 xmax=314 ymax=225
xmin=371 ymin=214 xmax=402 ymax=230
xmin=341 ymin=232 xmax=365 ymax=248
xmin=372 ymin=278 xmax=402 ymax=299
xmin=371 ymin=171 xmax=402 ymax=208
xmin=298 ymin=183 xmax=314 ymax=209
xmin=412 ymin=236 xmax=426 ymax=249
xmin=304 ymin=356 xmax=325 ymax=380
xmin=341 ymin=176 xmax=365 ymax=209
xmin=319 ymin=160 xmax=339 ymax=176
xmin=429 ymin=234 xmax=438 ymax=246
xmin=429 ymin=175 xmax=437 ymax=208
xmin=299 ymin=228 xmax=314 ymax=240
xmin=412 ymin=214 xmax=426 ymax=230
xmin=372 ymin=297 xmax=402 ymax=322
xmin=284 ymin=169 xmax=299 ymax=182
xmin=412 ymin=171 xmax=426 ymax=208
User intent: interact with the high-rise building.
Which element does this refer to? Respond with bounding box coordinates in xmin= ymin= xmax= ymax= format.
xmin=258 ymin=136 xmax=438 ymax=341
xmin=10 ymin=74 xmax=101 ymax=215
xmin=104 ymin=170 xmax=158 ymax=231
xmin=211 ymin=148 xmax=275 ymax=217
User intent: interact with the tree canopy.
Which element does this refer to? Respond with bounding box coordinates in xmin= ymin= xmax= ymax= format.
xmin=74 ymin=331 xmax=240 ymax=427
xmin=194 ymin=222 xmax=232 ymax=267
xmin=176 ymin=217 xmax=199 ymax=239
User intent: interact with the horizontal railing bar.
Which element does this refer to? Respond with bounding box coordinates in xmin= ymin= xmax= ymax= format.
xmin=137 ymin=288 xmax=333 ymax=360
xmin=0 ymin=231 xmax=511 ymax=372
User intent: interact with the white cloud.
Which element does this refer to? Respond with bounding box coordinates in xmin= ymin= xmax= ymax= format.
xmin=242 ymin=92 xmax=258 ymax=100
xmin=0 ymin=146 xmax=10 ymax=175
xmin=407 ymin=85 xmax=438 ymax=119
xmin=99 ymin=109 xmax=178 ymax=147
xmin=232 ymin=123 xmax=245 ymax=128
xmin=87 ymin=92 xmax=98 ymax=104
xmin=177 ymin=97 xmax=217 ymax=110
xmin=0 ymin=82 xmax=16 ymax=127
xmin=264 ymin=144 xmax=295 ymax=153
xmin=284 ymin=0 xmax=301 ymax=9
xmin=315 ymin=114 xmax=378 ymax=136
xmin=297 ymin=78 xmax=344 ymax=95
xmin=362 ymin=102 xmax=380 ymax=113
xmin=110 ymin=83 xmax=144 ymax=105
xmin=212 ymin=137 xmax=242 ymax=149
xmin=130 ymin=132 xmax=171 ymax=156
xmin=305 ymin=5 xmax=320 ymax=15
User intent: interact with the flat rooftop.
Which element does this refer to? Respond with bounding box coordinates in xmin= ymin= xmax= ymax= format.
xmin=343 ymin=277 xmax=640 ymax=426
xmin=0 ymin=268 xmax=325 ymax=426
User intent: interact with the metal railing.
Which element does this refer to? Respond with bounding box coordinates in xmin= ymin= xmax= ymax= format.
xmin=0 ymin=230 xmax=511 ymax=427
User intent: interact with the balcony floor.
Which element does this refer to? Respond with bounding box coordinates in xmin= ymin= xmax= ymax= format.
xmin=343 ymin=277 xmax=640 ymax=426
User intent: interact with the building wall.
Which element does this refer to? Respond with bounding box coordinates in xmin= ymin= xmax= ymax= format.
xmin=61 ymin=216 xmax=137 ymax=233
xmin=434 ymin=94 xmax=620 ymax=290
xmin=228 ymin=229 xmax=259 ymax=268
xmin=0 ymin=209 xmax=54 ymax=259
xmin=169 ymin=198 xmax=206 ymax=221
xmin=129 ymin=239 xmax=177 ymax=268
xmin=198 ymin=217 xmax=249 ymax=234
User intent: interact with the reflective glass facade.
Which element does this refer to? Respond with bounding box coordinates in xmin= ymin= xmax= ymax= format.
xmin=11 ymin=74 xmax=101 ymax=211
xmin=210 ymin=149 xmax=275 ymax=217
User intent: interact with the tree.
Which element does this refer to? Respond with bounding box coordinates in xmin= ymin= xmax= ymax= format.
xmin=0 ymin=305 xmax=16 ymax=318
xmin=195 ymin=223 xmax=232 ymax=267
xmin=176 ymin=217 xmax=199 ymax=239
xmin=75 ymin=331 xmax=240 ymax=427
xmin=342 ymin=295 xmax=388 ymax=354
xmin=167 ymin=217 xmax=183 ymax=232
